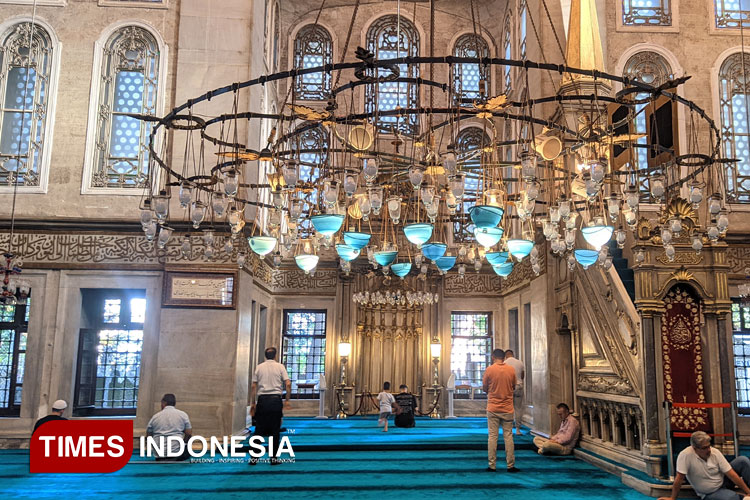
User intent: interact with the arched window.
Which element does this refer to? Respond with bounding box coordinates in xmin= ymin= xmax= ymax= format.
xmin=365 ymin=15 xmax=420 ymax=135
xmin=519 ymin=0 xmax=527 ymax=60
xmin=622 ymin=51 xmax=674 ymax=199
xmin=452 ymin=34 xmax=490 ymax=105
xmin=715 ymin=0 xmax=750 ymax=29
xmin=455 ymin=126 xmax=491 ymax=240
xmin=292 ymin=124 xmax=328 ymax=225
xmin=719 ymin=52 xmax=750 ymax=202
xmin=85 ymin=25 xmax=162 ymax=191
xmin=622 ymin=0 xmax=672 ymax=26
xmin=0 ymin=21 xmax=56 ymax=190
xmin=503 ymin=15 xmax=512 ymax=93
xmin=293 ymin=25 xmax=333 ymax=100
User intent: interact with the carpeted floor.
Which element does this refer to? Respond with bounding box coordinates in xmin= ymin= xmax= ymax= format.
xmin=0 ymin=417 xmax=652 ymax=499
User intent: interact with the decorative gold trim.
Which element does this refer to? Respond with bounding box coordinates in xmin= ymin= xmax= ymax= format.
xmin=670 ymin=268 xmax=694 ymax=282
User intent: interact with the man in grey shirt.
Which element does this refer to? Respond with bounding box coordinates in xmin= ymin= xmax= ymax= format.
xmin=250 ymin=347 xmax=291 ymax=465
xmin=504 ymin=350 xmax=525 ymax=435
xmin=147 ymin=393 xmax=192 ymax=461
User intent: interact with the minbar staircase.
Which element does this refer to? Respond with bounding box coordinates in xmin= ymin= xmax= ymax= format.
xmin=609 ymin=240 xmax=635 ymax=302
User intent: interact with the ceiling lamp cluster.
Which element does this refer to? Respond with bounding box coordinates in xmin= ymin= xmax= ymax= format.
xmin=130 ymin=2 xmax=729 ymax=285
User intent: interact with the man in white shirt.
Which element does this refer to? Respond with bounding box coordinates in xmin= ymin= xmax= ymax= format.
xmin=504 ymin=350 xmax=525 ymax=435
xmin=146 ymin=393 xmax=192 ymax=461
xmin=250 ymin=347 xmax=291 ymax=465
xmin=659 ymin=431 xmax=750 ymax=500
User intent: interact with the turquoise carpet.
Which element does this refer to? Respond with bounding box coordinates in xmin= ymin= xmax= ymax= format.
xmin=0 ymin=417 xmax=651 ymax=499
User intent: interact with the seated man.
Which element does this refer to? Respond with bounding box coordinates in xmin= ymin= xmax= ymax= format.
xmin=32 ymin=400 xmax=68 ymax=435
xmin=659 ymin=431 xmax=750 ymax=500
xmin=533 ymin=402 xmax=580 ymax=456
xmin=147 ymin=393 xmax=192 ymax=461
xmin=394 ymin=384 xmax=418 ymax=428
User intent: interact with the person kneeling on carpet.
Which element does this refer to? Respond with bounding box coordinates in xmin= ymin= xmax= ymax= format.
xmin=533 ymin=403 xmax=579 ymax=456
xmin=147 ymin=393 xmax=193 ymax=461
xmin=377 ymin=382 xmax=400 ymax=432
xmin=659 ymin=431 xmax=750 ymax=500
xmin=394 ymin=385 xmax=418 ymax=428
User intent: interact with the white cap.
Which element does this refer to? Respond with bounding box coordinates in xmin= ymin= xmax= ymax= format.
xmin=52 ymin=399 xmax=68 ymax=411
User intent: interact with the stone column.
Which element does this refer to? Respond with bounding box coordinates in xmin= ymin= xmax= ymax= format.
xmin=715 ymin=315 xmax=735 ymax=435
xmin=640 ymin=309 xmax=662 ymax=444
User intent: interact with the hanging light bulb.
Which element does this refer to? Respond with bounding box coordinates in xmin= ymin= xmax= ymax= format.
xmin=272 ymin=190 xmax=285 ymax=210
xmin=549 ymin=206 xmax=561 ymax=225
xmin=717 ymin=211 xmax=729 ymax=233
xmin=709 ymin=195 xmax=722 ymax=216
xmin=181 ymin=235 xmax=191 ymax=257
xmin=450 ymin=173 xmax=465 ymax=199
xmin=474 ymin=259 xmax=482 ymax=272
xmin=363 ymin=157 xmax=378 ymax=184
xmin=153 ymin=193 xmax=170 ymax=222
xmin=526 ymin=181 xmax=540 ymax=201
xmin=565 ymin=229 xmax=576 ymax=250
xmin=650 ymin=177 xmax=665 ymax=199
xmin=140 ymin=207 xmax=153 ymax=227
xmin=224 ymin=170 xmax=239 ymax=197
xmin=282 ymin=161 xmax=299 ymax=187
xmin=290 ymin=199 xmax=304 ymax=220
xmin=661 ymin=228 xmax=672 ymax=245
xmin=607 ymin=195 xmax=620 ymax=221
xmin=615 ymin=229 xmax=626 ymax=249
xmin=421 ymin=185 xmax=435 ymax=206
xmin=179 ymin=182 xmax=193 ymax=208
xmin=670 ymin=218 xmax=682 ymax=235
xmin=344 ymin=173 xmax=357 ymax=197
xmin=408 ymin=166 xmax=424 ymax=190
xmin=387 ymin=196 xmax=402 ymax=224
xmin=625 ymin=190 xmax=639 ymax=210
xmin=443 ymin=151 xmax=457 ymax=176
xmin=635 ymin=250 xmax=645 ymax=263
xmin=212 ymin=193 xmax=228 ymax=218
xmin=707 ymin=225 xmax=720 ymax=241
xmin=690 ymin=184 xmax=703 ymax=208
xmin=590 ymin=159 xmax=605 ymax=183
xmin=237 ymin=252 xmax=247 ymax=269
xmin=368 ymin=186 xmax=383 ymax=215
xmin=664 ymin=244 xmax=675 ymax=262
xmin=324 ymin=180 xmax=339 ymax=206
xmin=692 ymin=234 xmax=703 ymax=254
xmin=359 ymin=195 xmax=372 ymax=221
xmin=191 ymin=201 xmax=207 ymax=229
xmin=520 ymin=152 xmax=537 ymax=180
xmin=559 ymin=200 xmax=571 ymax=220
xmin=203 ymin=230 xmax=215 ymax=247
xmin=585 ymin=177 xmax=599 ymax=198
xmin=144 ymin=221 xmax=157 ymax=241
xmin=567 ymin=254 xmax=576 ymax=271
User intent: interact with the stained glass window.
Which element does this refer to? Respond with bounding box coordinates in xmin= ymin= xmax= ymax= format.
xmin=365 ymin=15 xmax=420 ymax=135
xmin=732 ymin=300 xmax=750 ymax=411
xmin=291 ymin=125 xmax=328 ymax=227
xmin=452 ymin=34 xmax=490 ymax=105
xmin=715 ymin=0 xmax=750 ymax=29
xmin=719 ymin=52 xmax=750 ymax=203
xmin=0 ymin=298 xmax=29 ymax=416
xmin=503 ymin=15 xmax=512 ymax=93
xmin=622 ymin=0 xmax=672 ymax=26
xmin=293 ymin=25 xmax=333 ymax=100
xmin=74 ymin=289 xmax=145 ymax=416
xmin=88 ymin=26 xmax=160 ymax=190
xmin=282 ymin=310 xmax=326 ymax=398
xmin=622 ymin=51 xmax=674 ymax=201
xmin=0 ymin=22 xmax=54 ymax=188
xmin=455 ymin=127 xmax=491 ymax=241
xmin=451 ymin=312 xmax=492 ymax=398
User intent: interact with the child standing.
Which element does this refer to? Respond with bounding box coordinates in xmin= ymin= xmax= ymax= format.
xmin=377 ymin=382 xmax=400 ymax=432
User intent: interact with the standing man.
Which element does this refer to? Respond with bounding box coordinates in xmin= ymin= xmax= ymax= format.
xmin=250 ymin=347 xmax=291 ymax=465
xmin=482 ymin=348 xmax=519 ymax=473
xmin=504 ymin=349 xmax=525 ymax=435
xmin=147 ymin=393 xmax=192 ymax=461
xmin=32 ymin=400 xmax=68 ymax=435
xmin=659 ymin=431 xmax=750 ymax=500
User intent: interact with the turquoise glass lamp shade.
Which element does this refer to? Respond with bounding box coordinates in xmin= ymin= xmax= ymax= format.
xmin=391 ymin=262 xmax=412 ymax=278
xmin=248 ymin=236 xmax=277 ymax=257
xmin=374 ymin=250 xmax=398 ymax=267
xmin=343 ymin=231 xmax=371 ymax=250
xmin=474 ymin=227 xmax=504 ymax=249
xmin=335 ymin=244 xmax=360 ymax=262
xmin=311 ymin=214 xmax=345 ymax=236
xmin=485 ymin=251 xmax=509 ymax=266
xmin=469 ymin=205 xmax=505 ymax=229
xmin=295 ymin=254 xmax=319 ymax=272
xmin=435 ymin=256 xmax=457 ymax=272
xmin=492 ymin=262 xmax=514 ymax=276
xmin=574 ymin=249 xmax=599 ymax=269
xmin=403 ymin=223 xmax=433 ymax=246
xmin=421 ymin=242 xmax=447 ymax=262
xmin=507 ymin=239 xmax=534 ymax=260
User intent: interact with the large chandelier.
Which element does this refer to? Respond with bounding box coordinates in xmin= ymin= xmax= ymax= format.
xmin=130 ymin=2 xmax=729 ymax=280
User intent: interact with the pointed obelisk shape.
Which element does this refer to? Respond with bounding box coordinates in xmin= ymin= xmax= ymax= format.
xmin=563 ymin=0 xmax=605 ymax=83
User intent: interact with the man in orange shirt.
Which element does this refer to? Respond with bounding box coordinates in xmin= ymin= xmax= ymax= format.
xmin=482 ymin=348 xmax=519 ymax=472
